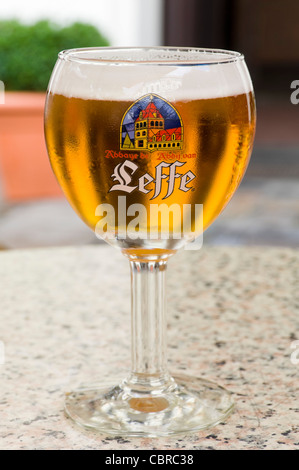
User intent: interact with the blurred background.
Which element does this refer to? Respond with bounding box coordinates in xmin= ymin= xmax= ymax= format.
xmin=0 ymin=0 xmax=298 ymax=249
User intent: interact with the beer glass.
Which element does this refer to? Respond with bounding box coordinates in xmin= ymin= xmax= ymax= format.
xmin=44 ymin=47 xmax=256 ymax=436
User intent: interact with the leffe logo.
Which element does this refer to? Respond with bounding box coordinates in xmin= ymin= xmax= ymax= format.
xmin=108 ymin=93 xmax=195 ymax=199
xmin=109 ymin=160 xmax=195 ymax=200
xmin=95 ymin=93 xmax=203 ymax=249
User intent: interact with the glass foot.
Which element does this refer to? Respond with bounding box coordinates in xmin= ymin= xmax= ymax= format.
xmin=64 ymin=374 xmax=234 ymax=437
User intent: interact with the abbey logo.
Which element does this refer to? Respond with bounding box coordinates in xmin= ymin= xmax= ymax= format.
xmin=120 ymin=93 xmax=183 ymax=152
xmin=108 ymin=94 xmax=195 ymax=199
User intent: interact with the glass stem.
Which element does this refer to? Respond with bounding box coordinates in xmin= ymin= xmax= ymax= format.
xmin=126 ymin=258 xmax=172 ymax=392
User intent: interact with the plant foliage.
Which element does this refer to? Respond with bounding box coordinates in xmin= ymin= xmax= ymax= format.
xmin=0 ymin=20 xmax=109 ymax=91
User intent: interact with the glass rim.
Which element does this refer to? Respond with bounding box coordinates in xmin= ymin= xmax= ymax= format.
xmin=58 ymin=46 xmax=244 ymax=66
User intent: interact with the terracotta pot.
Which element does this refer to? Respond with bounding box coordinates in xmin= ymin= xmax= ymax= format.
xmin=0 ymin=91 xmax=62 ymax=201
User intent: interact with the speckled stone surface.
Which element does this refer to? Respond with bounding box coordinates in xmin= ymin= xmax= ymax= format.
xmin=0 ymin=244 xmax=298 ymax=450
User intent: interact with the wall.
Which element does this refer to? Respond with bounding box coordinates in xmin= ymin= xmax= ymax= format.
xmin=0 ymin=0 xmax=164 ymax=47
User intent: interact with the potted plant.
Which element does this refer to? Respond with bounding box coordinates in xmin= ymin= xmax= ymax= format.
xmin=0 ymin=20 xmax=109 ymax=201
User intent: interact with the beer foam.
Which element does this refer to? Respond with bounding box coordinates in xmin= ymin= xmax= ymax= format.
xmin=48 ymin=48 xmax=253 ymax=101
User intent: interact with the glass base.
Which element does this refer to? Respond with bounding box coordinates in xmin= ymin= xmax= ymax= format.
xmin=64 ymin=374 xmax=234 ymax=437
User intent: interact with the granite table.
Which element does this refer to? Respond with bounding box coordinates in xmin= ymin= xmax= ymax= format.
xmin=0 ymin=244 xmax=298 ymax=450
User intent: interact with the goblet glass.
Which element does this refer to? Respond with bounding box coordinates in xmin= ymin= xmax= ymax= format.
xmin=44 ymin=47 xmax=256 ymax=436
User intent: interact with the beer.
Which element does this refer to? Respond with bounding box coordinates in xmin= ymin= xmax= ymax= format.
xmin=45 ymin=91 xmax=255 ymax=253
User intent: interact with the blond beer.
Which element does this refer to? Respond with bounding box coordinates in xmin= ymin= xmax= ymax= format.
xmin=45 ymin=91 xmax=255 ymax=253
xmin=44 ymin=48 xmax=255 ymax=255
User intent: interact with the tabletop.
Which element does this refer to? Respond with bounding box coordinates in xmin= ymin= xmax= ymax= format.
xmin=0 ymin=243 xmax=298 ymax=450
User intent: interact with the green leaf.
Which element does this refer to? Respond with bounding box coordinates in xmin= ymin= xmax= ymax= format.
xmin=0 ymin=19 xmax=110 ymax=91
